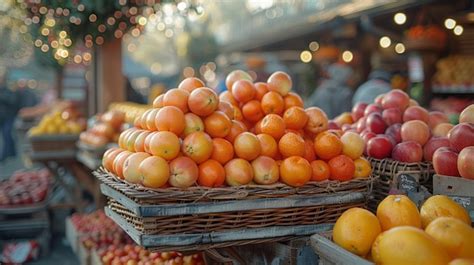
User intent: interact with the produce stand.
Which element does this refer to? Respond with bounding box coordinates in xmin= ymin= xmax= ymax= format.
xmin=94 ymin=168 xmax=373 ymax=255
xmin=433 ymin=174 xmax=474 ymax=222
xmin=367 ymin=157 xmax=433 ymax=209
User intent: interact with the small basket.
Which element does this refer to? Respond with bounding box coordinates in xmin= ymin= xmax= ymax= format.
xmin=29 ymin=134 xmax=79 ymax=152
xmin=94 ymin=168 xmax=373 ymax=252
xmin=367 ymin=157 xmax=434 ymax=210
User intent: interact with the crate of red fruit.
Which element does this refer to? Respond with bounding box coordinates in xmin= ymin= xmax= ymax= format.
xmin=346 ymin=90 xmax=456 ymax=207
xmin=0 ymin=169 xmax=53 ymax=214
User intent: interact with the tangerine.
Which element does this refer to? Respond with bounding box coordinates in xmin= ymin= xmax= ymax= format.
xmin=210 ymin=138 xmax=234 ymax=165
xmin=261 ymin=91 xmax=284 ymax=115
xmin=242 ymin=100 xmax=264 ymax=122
xmin=234 ymin=132 xmax=261 ymax=161
xmin=178 ymin=77 xmax=205 ymax=93
xmin=155 ymin=106 xmax=185 ymax=135
xmin=260 ymin=114 xmax=286 ymax=139
xmin=328 ymin=155 xmax=355 ymax=181
xmin=198 ymin=159 xmax=225 ymax=187
xmin=279 ymin=132 xmax=305 ymax=158
xmin=188 ymin=87 xmax=219 ymax=117
xmin=232 ymin=80 xmax=256 ymax=103
xmin=280 ymin=156 xmax=312 ymax=187
xmin=283 ymin=106 xmax=308 ymax=130
xmin=225 ymin=120 xmax=247 ymax=143
xmin=305 ymin=107 xmax=328 ymax=134
xmin=254 ymin=82 xmax=269 ymax=100
xmin=204 ymin=111 xmax=232 ymax=138
xmin=257 ymin=133 xmax=279 ymax=159
xmin=163 ymin=88 xmax=190 ymax=113
xmin=284 ymin=92 xmax=304 ymax=109
xmin=310 ymin=160 xmax=330 ymax=181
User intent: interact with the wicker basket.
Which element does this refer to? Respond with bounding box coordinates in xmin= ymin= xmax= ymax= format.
xmin=94 ymin=168 xmax=373 ymax=252
xmin=367 ymin=157 xmax=434 ymax=210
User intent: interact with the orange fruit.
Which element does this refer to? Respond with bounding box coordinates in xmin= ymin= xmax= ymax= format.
xmin=284 ymin=92 xmax=304 ymax=109
xmin=102 ymin=148 xmax=124 ymax=173
xmin=260 ymin=114 xmax=286 ymax=139
xmin=267 ymin=71 xmax=292 ymax=96
xmin=278 ymin=132 xmax=305 ymax=158
xmin=152 ymin=94 xmax=164 ymax=108
xmin=145 ymin=108 xmax=159 ymax=131
xmin=134 ymin=131 xmax=151 ymax=152
xmin=217 ymin=101 xmax=234 ymax=120
xmin=257 ymin=133 xmax=279 ymax=159
xmin=353 ymin=157 xmax=372 ymax=178
xmin=310 ymin=160 xmax=330 ymax=181
xmin=233 ymin=106 xmax=243 ymax=121
xmin=139 ymin=109 xmax=152 ymax=130
xmin=314 ymin=132 xmax=342 ymax=160
xmin=188 ymin=87 xmax=219 ymax=117
xmin=425 ymin=217 xmax=474 ymax=259
xmin=140 ymin=156 xmax=170 ymax=188
xmin=283 ymin=106 xmax=308 ymax=130
xmin=155 ymin=106 xmax=185 ymax=135
xmin=225 ymin=70 xmax=253 ymax=93
xmin=242 ymin=100 xmax=264 ymax=123
xmin=182 ymin=113 xmax=204 ymax=137
xmin=148 ymin=131 xmax=181 ymax=160
xmin=210 ymin=138 xmax=234 ymax=165
xmin=198 ymin=159 xmax=225 ymax=187
xmin=168 ymin=156 xmax=199 ymax=188
xmin=420 ymin=195 xmax=471 ymax=228
xmin=162 ymin=88 xmax=190 ymax=113
xmin=123 ymin=152 xmax=150 ymax=184
xmin=234 ymin=132 xmax=261 ymax=161
xmin=225 ymin=120 xmax=247 ymax=143
xmin=303 ymin=138 xmax=316 ymax=162
xmin=181 ymin=131 xmax=213 ymax=164
xmin=178 ymin=77 xmax=205 ymax=93
xmin=219 ymin=90 xmax=238 ymax=106
xmin=341 ymin=131 xmax=365 ymax=160
xmin=305 ymin=107 xmax=328 ymax=135
xmin=113 ymin=150 xmax=132 ymax=179
xmin=328 ymin=155 xmax=355 ymax=181
xmin=232 ymin=80 xmax=256 ymax=103
xmin=279 ymin=156 xmax=312 ymax=187
xmin=371 ymin=226 xmax=450 ymax=265
xmin=134 ymin=115 xmax=142 ymax=129
xmin=254 ymin=82 xmax=269 ymax=100
xmin=261 ymin=91 xmax=284 ymax=115
xmin=225 ymin=158 xmax=254 ymax=186
xmin=204 ymin=111 xmax=232 ymax=138
xmin=377 ymin=195 xmax=422 ymax=231
xmin=253 ymin=120 xmax=262 ymax=134
xmin=333 ymin=208 xmax=381 ymax=256
xmin=251 ymin=156 xmax=279 ymax=185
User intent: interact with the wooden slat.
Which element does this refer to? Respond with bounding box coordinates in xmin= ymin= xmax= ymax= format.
xmin=101 ymin=184 xmax=367 ymax=217
xmin=433 ymin=174 xmax=474 ymax=197
xmin=105 ymin=207 xmax=333 ymax=247
xmin=310 ymin=234 xmax=373 ymax=265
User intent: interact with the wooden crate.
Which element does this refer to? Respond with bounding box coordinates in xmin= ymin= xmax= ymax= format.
xmin=29 ymin=134 xmax=79 ymax=152
xmin=368 ymin=158 xmax=433 ymax=209
xmin=310 ymin=234 xmax=373 ymax=265
xmin=95 ymin=169 xmax=373 ymax=252
xmin=433 ymin=174 xmax=474 ymax=222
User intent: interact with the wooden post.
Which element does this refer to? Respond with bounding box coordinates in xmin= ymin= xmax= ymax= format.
xmin=96 ymin=38 xmax=125 ymax=113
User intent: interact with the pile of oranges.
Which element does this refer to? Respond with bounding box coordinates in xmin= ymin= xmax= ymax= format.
xmin=101 ymin=70 xmax=371 ymax=189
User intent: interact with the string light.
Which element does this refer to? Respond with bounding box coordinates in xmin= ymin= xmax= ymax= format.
xmin=393 ymin=13 xmax=406 ymax=25
xmin=342 ymin=50 xmax=353 ymax=63
xmin=454 ymin=25 xmax=464 ymax=35
xmin=309 ymin=41 xmax=319 ymax=51
xmin=444 ymin=18 xmax=456 ymax=29
xmin=395 ymin=43 xmax=405 ymax=54
xmin=300 ymin=50 xmax=312 ymax=63
xmin=379 ymin=36 xmax=391 ymax=48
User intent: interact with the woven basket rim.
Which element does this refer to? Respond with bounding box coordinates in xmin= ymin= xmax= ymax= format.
xmin=94 ymin=168 xmax=374 ymax=202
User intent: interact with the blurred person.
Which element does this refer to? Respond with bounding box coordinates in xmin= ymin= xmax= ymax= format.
xmin=306 ymin=63 xmax=354 ymax=119
xmin=19 ymin=87 xmax=57 ymax=120
xmin=0 ymin=71 xmax=19 ymax=161
xmin=352 ymin=52 xmax=393 ymax=105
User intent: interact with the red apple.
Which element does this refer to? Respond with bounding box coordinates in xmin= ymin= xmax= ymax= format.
xmin=433 ymin=147 xmax=460 ymax=176
xmin=403 ymin=106 xmax=429 ymax=123
xmin=328 ymin=121 xmax=340 ymax=130
xmin=423 ymin=137 xmax=450 ymax=162
xmin=367 ymin=135 xmax=393 ymax=159
xmin=428 ymin=111 xmax=449 ymax=129
xmin=458 ymin=146 xmax=474 ymax=179
xmin=448 ymin=123 xmax=474 ymax=153
xmin=432 ymin=123 xmax=453 ymax=137
xmin=385 ymin=123 xmax=402 ymax=144
xmin=356 ymin=116 xmax=367 ymax=133
xmin=375 ymin=94 xmax=385 ymax=105
xmin=381 ymin=90 xmax=410 ymax=111
xmin=392 ymin=141 xmax=423 ymax=163
xmin=168 ymin=156 xmax=199 ymax=188
xmin=364 ymin=103 xmax=383 ymax=116
xmin=382 ymin=108 xmax=403 ymax=126
xmin=352 ymin=102 xmax=368 ymax=121
xmin=366 ymin=113 xmax=387 ymax=134
xmin=459 ymin=104 xmax=474 ymax=124
xmin=401 ymin=120 xmax=430 ymax=146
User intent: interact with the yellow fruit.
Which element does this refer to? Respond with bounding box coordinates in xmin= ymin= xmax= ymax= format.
xmin=450 ymin=259 xmax=474 ymax=265
xmin=333 ymin=207 xmax=381 ymax=256
xmin=58 ymin=125 xmax=69 ymax=134
xmin=45 ymin=124 xmax=58 ymax=134
xmin=371 ymin=226 xmax=450 ymax=265
xmin=377 ymin=195 xmax=422 ymax=231
xmin=420 ymin=195 xmax=471 ymax=228
xmin=425 ymin=217 xmax=474 ymax=259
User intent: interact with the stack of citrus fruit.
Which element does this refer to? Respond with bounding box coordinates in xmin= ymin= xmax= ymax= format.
xmin=102 ymin=70 xmax=371 ymax=189
xmin=333 ymin=194 xmax=473 ymax=264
